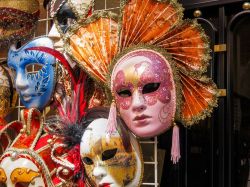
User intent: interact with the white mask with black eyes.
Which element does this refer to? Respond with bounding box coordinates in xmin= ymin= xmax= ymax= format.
xmin=80 ymin=118 xmax=143 ymax=187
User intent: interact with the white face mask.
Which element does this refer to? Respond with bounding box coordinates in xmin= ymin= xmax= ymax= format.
xmin=111 ymin=49 xmax=176 ymax=138
xmin=80 ymin=118 xmax=143 ymax=187
xmin=0 ymin=152 xmax=45 ymax=187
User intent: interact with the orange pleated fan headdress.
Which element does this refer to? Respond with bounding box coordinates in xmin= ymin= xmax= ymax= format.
xmin=63 ymin=0 xmax=219 ymax=164
xmin=64 ymin=0 xmax=218 ymax=125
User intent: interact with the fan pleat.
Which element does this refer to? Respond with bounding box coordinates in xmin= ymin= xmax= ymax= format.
xmin=180 ymin=73 xmax=217 ymax=125
xmin=154 ymin=20 xmax=210 ymax=72
xmin=120 ymin=0 xmax=183 ymax=50
xmin=67 ymin=16 xmax=118 ymax=83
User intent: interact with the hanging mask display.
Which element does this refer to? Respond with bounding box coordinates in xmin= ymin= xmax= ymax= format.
xmin=64 ymin=0 xmax=219 ymax=163
xmin=7 ymin=37 xmax=57 ymax=110
xmin=0 ymin=0 xmax=39 ymax=46
xmin=64 ymin=0 xmax=218 ymax=134
xmin=81 ymin=117 xmax=143 ymax=187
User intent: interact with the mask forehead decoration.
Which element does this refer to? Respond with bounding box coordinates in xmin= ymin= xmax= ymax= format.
xmin=81 ymin=117 xmax=143 ymax=187
xmin=7 ymin=37 xmax=57 ymax=110
xmin=64 ymin=0 xmax=219 ymax=164
xmin=0 ymin=0 xmax=39 ymax=46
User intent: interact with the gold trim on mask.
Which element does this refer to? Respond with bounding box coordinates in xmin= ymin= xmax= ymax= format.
xmin=10 ymin=168 xmax=41 ymax=184
xmin=0 ymin=167 xmax=7 ymax=183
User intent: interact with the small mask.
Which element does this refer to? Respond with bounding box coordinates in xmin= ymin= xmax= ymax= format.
xmin=80 ymin=118 xmax=143 ymax=187
xmin=0 ymin=109 xmax=62 ymax=187
xmin=111 ymin=49 xmax=176 ymax=138
xmin=0 ymin=0 xmax=39 ymax=46
xmin=7 ymin=37 xmax=56 ymax=110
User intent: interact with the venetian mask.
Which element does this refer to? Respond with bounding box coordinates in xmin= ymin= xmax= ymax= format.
xmin=0 ymin=155 xmax=45 ymax=187
xmin=111 ymin=49 xmax=177 ymax=138
xmin=0 ymin=109 xmax=56 ymax=187
xmin=7 ymin=37 xmax=56 ymax=110
xmin=0 ymin=0 xmax=39 ymax=46
xmin=48 ymin=1 xmax=77 ymax=53
xmin=80 ymin=118 xmax=143 ymax=187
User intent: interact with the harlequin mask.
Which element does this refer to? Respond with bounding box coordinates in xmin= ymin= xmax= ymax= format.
xmin=0 ymin=0 xmax=39 ymax=46
xmin=111 ymin=49 xmax=176 ymax=138
xmin=81 ymin=118 xmax=143 ymax=187
xmin=0 ymin=108 xmax=64 ymax=187
xmin=7 ymin=37 xmax=56 ymax=110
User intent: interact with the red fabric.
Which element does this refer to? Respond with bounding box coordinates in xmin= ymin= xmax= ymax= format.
xmin=67 ymin=145 xmax=85 ymax=187
xmin=0 ymin=118 xmax=6 ymax=126
xmin=67 ymin=145 xmax=82 ymax=176
xmin=12 ymin=109 xmax=42 ymax=149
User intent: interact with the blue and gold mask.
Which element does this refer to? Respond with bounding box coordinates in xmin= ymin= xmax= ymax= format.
xmin=7 ymin=37 xmax=56 ymax=110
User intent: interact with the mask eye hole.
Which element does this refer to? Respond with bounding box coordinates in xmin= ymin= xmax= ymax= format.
xmin=142 ymin=83 xmax=160 ymax=94
xmin=117 ymin=89 xmax=132 ymax=98
xmin=82 ymin=157 xmax=93 ymax=165
xmin=26 ymin=63 xmax=43 ymax=74
xmin=102 ymin=148 xmax=117 ymax=161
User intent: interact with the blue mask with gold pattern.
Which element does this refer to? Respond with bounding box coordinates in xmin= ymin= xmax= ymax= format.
xmin=7 ymin=37 xmax=56 ymax=110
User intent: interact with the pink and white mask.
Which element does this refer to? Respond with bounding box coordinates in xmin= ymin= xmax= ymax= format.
xmin=111 ymin=49 xmax=176 ymax=138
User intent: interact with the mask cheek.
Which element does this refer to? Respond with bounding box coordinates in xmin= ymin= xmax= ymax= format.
xmin=105 ymin=152 xmax=137 ymax=186
xmin=115 ymin=94 xmax=132 ymax=110
xmin=84 ymin=164 xmax=96 ymax=184
xmin=144 ymin=84 xmax=171 ymax=106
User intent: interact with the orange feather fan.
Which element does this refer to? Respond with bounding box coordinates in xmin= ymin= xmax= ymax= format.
xmin=64 ymin=0 xmax=218 ymax=127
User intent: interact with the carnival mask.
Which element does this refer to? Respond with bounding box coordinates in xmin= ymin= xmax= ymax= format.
xmin=80 ymin=118 xmax=143 ymax=187
xmin=0 ymin=0 xmax=39 ymax=46
xmin=111 ymin=49 xmax=177 ymax=138
xmin=0 ymin=155 xmax=45 ymax=187
xmin=7 ymin=37 xmax=56 ymax=110
xmin=0 ymin=109 xmax=57 ymax=187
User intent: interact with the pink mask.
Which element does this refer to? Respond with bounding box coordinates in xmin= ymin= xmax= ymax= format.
xmin=111 ymin=49 xmax=176 ymax=137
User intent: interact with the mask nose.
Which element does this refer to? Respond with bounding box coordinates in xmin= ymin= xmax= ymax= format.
xmin=15 ymin=71 xmax=29 ymax=92
xmin=93 ymin=163 xmax=107 ymax=180
xmin=132 ymin=90 xmax=146 ymax=112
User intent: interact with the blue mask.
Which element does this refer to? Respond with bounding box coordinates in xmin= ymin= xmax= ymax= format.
xmin=7 ymin=37 xmax=56 ymax=110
